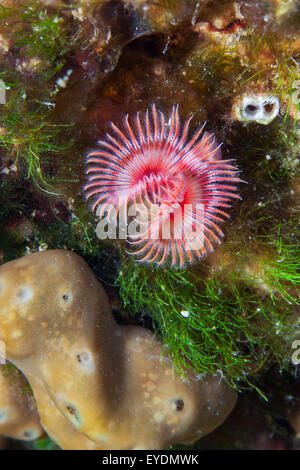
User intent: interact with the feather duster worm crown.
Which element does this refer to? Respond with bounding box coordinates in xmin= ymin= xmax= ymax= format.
xmin=84 ymin=105 xmax=243 ymax=267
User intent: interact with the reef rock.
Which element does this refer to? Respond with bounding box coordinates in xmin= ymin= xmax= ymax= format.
xmin=0 ymin=250 xmax=237 ymax=449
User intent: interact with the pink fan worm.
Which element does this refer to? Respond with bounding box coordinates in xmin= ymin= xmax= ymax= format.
xmin=84 ymin=105 xmax=243 ymax=267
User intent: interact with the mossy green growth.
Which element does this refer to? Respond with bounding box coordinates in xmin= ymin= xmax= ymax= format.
xmin=34 ymin=438 xmax=58 ymax=450
xmin=0 ymin=84 xmax=71 ymax=193
xmin=0 ymin=363 xmax=32 ymax=395
xmin=185 ymin=26 xmax=299 ymax=123
xmin=28 ymin=201 xmax=120 ymax=286
xmin=0 ymin=2 xmax=74 ymax=192
xmin=118 ymin=233 xmax=298 ymax=391
xmin=1 ymin=2 xmax=70 ymax=79
xmin=254 ymin=225 xmax=300 ymax=305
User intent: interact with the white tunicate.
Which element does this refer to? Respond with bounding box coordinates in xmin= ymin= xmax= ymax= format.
xmin=242 ymin=97 xmax=261 ymax=119
xmin=238 ymin=95 xmax=280 ymax=125
xmin=260 ymin=97 xmax=280 ymax=123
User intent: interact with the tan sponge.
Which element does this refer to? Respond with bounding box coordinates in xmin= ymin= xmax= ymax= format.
xmin=0 ymin=250 xmax=237 ymax=449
